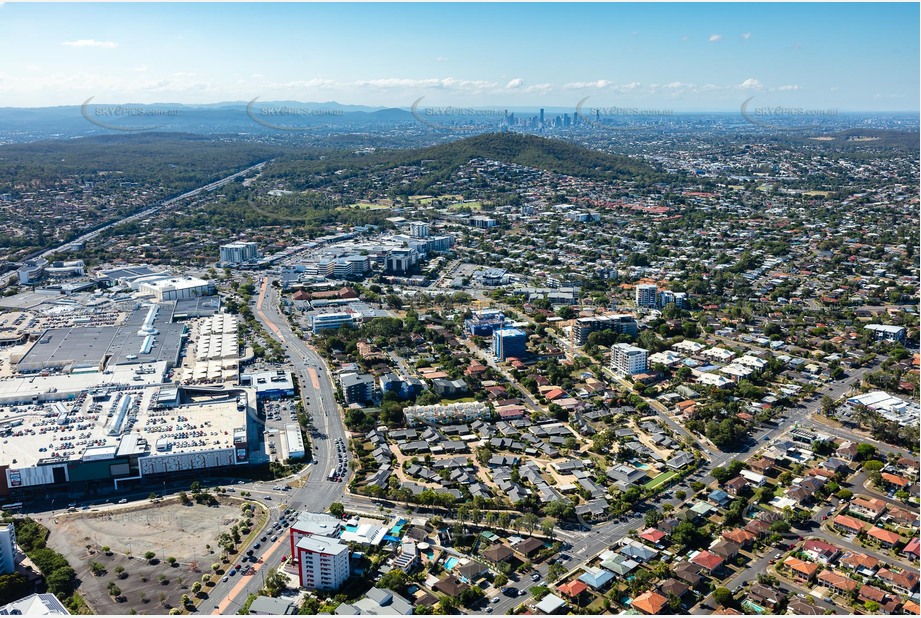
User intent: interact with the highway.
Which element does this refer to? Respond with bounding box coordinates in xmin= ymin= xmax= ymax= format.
xmin=32 ymin=161 xmax=269 ymax=262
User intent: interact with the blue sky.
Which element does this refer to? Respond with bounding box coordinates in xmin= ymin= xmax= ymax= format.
xmin=1 ymin=2 xmax=918 ymax=111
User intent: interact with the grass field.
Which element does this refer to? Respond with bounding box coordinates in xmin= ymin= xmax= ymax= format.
xmin=447 ymin=200 xmax=483 ymax=211
xmin=645 ymin=470 xmax=679 ymax=490
xmin=803 ymin=190 xmax=833 ymax=197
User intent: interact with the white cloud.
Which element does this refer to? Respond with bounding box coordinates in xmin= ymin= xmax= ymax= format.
xmin=741 ymin=32 xmax=752 ymax=40
xmin=777 ymin=84 xmax=800 ymax=91
xmin=506 ymin=78 xmax=524 ymax=89
xmin=563 ymin=80 xmax=615 ymax=90
xmin=708 ymin=34 xmax=722 ymax=42
xmin=739 ymin=78 xmax=763 ymax=90
xmin=133 ymin=66 xmax=148 ymax=73
xmin=62 ymin=39 xmax=118 ymax=48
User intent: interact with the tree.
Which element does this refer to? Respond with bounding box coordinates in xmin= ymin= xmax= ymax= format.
xmin=644 ymin=509 xmax=662 ymax=528
xmin=378 ymin=569 xmax=408 ymax=591
xmin=547 ymin=562 xmax=566 ymax=583
xmin=144 ymin=551 xmax=156 ymax=563
xmin=493 ymin=573 xmax=508 ymax=588
xmin=107 ymin=581 xmax=122 ymax=597
xmin=0 ymin=572 xmax=31 ymax=605
xmin=711 ymin=460 xmax=744 ymax=484
xmin=770 ymin=520 xmax=791 ymax=534
xmin=864 ymin=600 xmax=880 ymax=614
xmin=863 ymin=460 xmax=885 ymax=472
xmin=190 ymin=481 xmax=202 ymax=493
xmin=45 ymin=567 xmax=76 ymax=597
xmin=191 ymin=582 xmax=202 ymax=594
xmin=713 ymin=587 xmax=734 ymax=608
xmin=856 ymin=443 xmax=878 ymax=461
xmin=89 ymin=561 xmax=106 ymax=576
xmin=329 ymin=502 xmax=345 ymax=518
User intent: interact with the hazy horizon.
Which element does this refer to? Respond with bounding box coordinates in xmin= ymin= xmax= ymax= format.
xmin=1 ymin=2 xmax=918 ymax=112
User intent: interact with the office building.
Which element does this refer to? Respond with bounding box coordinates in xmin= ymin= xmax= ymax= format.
xmin=311 ymin=312 xmax=355 ymax=334
xmin=635 ymin=284 xmax=658 ymax=309
xmin=0 ymin=523 xmax=16 ymax=574
xmin=493 ymin=327 xmax=527 ymax=361
xmin=470 ymin=216 xmax=497 ymax=229
xmin=219 ymin=242 xmax=260 ymax=265
xmin=295 ymin=535 xmax=350 ymax=591
xmin=611 ymin=343 xmax=648 ymax=376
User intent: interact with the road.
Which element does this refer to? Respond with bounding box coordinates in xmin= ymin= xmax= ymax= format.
xmin=32 ymin=161 xmax=269 ymax=262
xmin=208 ymin=277 xmax=349 ymax=613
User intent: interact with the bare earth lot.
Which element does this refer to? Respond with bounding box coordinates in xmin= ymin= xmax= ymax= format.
xmin=47 ymin=498 xmax=263 ymax=614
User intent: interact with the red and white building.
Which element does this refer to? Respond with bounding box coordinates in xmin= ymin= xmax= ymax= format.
xmin=295 ymin=535 xmax=350 ymax=591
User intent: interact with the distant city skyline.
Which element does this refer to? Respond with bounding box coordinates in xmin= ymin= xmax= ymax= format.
xmin=1 ymin=2 xmax=918 ymax=111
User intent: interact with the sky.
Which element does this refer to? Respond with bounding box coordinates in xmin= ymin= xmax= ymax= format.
xmin=0 ymin=2 xmax=918 ymax=111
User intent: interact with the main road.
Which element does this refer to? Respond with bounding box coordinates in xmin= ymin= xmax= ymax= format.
xmin=209 ymin=277 xmax=349 ymax=614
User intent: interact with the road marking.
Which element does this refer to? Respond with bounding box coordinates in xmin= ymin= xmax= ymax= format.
xmin=308 ymin=367 xmax=320 ymax=390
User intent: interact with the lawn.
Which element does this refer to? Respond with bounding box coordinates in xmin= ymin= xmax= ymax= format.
xmin=447 ymin=200 xmax=483 ymax=211
xmin=644 ymin=470 xmax=679 ymax=490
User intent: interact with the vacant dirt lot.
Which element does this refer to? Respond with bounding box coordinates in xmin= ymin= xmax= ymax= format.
xmin=47 ymin=497 xmax=265 ymax=614
xmin=54 ymin=499 xmax=243 ymax=562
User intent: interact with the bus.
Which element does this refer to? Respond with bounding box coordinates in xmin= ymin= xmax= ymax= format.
xmin=328 ymin=470 xmax=337 ymax=481
xmin=1 ymin=503 xmax=23 ymax=513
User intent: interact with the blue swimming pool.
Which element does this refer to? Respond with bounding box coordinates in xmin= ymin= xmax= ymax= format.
xmin=390 ymin=518 xmax=408 ymax=536
xmin=344 ymin=524 xmax=359 ymax=532
xmin=444 ymin=557 xmax=460 ymax=570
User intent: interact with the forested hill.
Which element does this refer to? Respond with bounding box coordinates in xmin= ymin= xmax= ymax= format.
xmin=266 ymin=132 xmax=668 ymax=190
xmin=0 ymin=133 xmax=283 ymax=190
xmin=410 ymin=133 xmax=664 ymax=181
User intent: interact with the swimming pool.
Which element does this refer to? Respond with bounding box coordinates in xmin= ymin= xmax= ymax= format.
xmin=344 ymin=524 xmax=359 ymax=532
xmin=742 ymin=600 xmax=767 ymax=614
xmin=390 ymin=518 xmax=408 ymax=536
xmin=444 ymin=557 xmax=460 ymax=570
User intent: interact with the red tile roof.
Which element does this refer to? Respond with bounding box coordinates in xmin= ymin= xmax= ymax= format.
xmin=690 ymin=550 xmax=723 ymax=571
xmin=632 ymin=590 xmax=668 ymax=615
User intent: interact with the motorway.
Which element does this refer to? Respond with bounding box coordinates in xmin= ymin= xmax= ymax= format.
xmin=32 ymin=161 xmax=269 ymax=262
